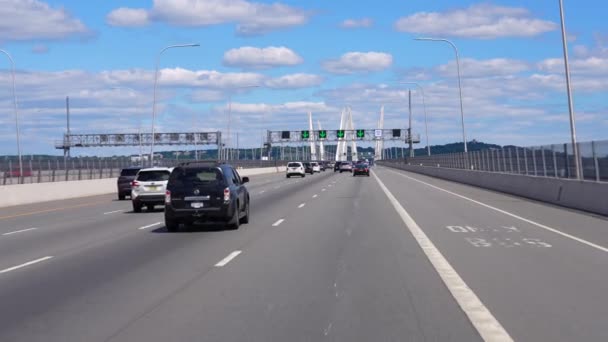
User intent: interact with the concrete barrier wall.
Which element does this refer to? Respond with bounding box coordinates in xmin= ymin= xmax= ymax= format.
xmin=0 ymin=166 xmax=287 ymax=208
xmin=379 ymin=163 xmax=608 ymax=217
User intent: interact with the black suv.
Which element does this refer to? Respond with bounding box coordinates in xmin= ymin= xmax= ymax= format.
xmin=303 ymin=162 xmax=314 ymax=174
xmin=334 ymin=161 xmax=342 ymax=172
xmin=117 ymin=166 xmax=141 ymax=200
xmin=164 ymin=162 xmax=250 ymax=232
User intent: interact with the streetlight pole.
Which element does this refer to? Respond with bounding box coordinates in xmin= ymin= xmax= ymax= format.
xmin=558 ymin=0 xmax=581 ymax=180
xmin=150 ymin=43 xmax=200 ymax=167
xmin=415 ymin=38 xmax=468 ymax=153
xmin=226 ymin=84 xmax=261 ymax=161
xmin=0 ymin=49 xmax=23 ymax=183
xmin=399 ymin=82 xmax=431 ymax=155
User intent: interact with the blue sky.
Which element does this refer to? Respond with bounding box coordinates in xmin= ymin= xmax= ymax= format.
xmin=0 ymin=0 xmax=607 ymax=156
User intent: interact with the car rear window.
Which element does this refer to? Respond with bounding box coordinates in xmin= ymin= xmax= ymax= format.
xmin=288 ymin=163 xmax=301 ymax=167
xmin=170 ymin=167 xmax=224 ymax=186
xmin=120 ymin=168 xmax=140 ymax=176
xmin=136 ymin=170 xmax=171 ymax=182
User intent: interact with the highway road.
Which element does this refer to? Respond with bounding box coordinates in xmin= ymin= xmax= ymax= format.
xmin=0 ymin=166 xmax=607 ymax=341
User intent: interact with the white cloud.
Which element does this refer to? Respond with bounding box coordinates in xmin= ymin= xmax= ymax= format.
xmin=340 ymin=18 xmax=374 ymax=29
xmin=225 ymin=101 xmax=335 ymax=115
xmin=106 ymin=8 xmax=150 ymax=27
xmin=395 ymin=4 xmax=556 ymax=39
xmin=265 ymin=73 xmax=323 ymax=89
xmin=31 ymin=44 xmax=49 ymax=54
xmin=190 ymin=90 xmax=227 ymax=102
xmin=0 ymin=0 xmax=91 ymax=41
xmin=223 ymin=46 xmax=303 ymax=69
xmin=322 ymin=52 xmax=393 ymax=74
xmin=538 ymin=57 xmax=608 ymax=76
xmin=106 ymin=0 xmax=311 ymax=35
xmin=436 ymin=58 xmax=531 ymax=78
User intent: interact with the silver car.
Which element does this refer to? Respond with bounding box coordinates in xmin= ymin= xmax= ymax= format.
xmin=131 ymin=167 xmax=174 ymax=212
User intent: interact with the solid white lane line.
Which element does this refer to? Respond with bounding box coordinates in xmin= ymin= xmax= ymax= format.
xmin=0 ymin=256 xmax=53 ymax=274
xmin=138 ymin=222 xmax=163 ymax=230
xmin=259 ymin=190 xmax=266 ymax=194
xmin=103 ymin=210 xmax=124 ymax=215
xmin=2 ymin=227 xmax=38 ymax=236
xmin=322 ymin=188 xmax=326 ymax=192
xmin=385 ymin=168 xmax=608 ymax=254
xmin=298 ymin=203 xmax=306 ymax=208
xmin=272 ymin=219 xmax=285 ymax=227
xmin=313 ymin=194 xmax=318 ymax=198
xmin=215 ymin=251 xmax=242 ymax=267
xmin=372 ymin=171 xmax=513 ymax=342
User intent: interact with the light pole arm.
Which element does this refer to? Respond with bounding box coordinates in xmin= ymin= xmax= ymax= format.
xmin=414 ymin=38 xmax=468 ymax=153
xmin=149 ymin=43 xmax=200 ymax=166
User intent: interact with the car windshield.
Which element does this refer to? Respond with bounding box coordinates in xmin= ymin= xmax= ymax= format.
xmin=136 ymin=170 xmax=170 ymax=182
xmin=120 ymin=168 xmax=140 ymax=176
xmin=287 ymin=163 xmax=301 ymax=168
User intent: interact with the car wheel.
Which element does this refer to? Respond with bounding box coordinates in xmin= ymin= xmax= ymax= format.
xmin=146 ymin=204 xmax=155 ymax=211
xmin=240 ymin=199 xmax=250 ymax=224
xmin=302 ymin=174 xmax=305 ymax=178
xmin=165 ymin=217 xmax=179 ymax=232
xmin=118 ymin=194 xmax=126 ymax=201
xmin=286 ymin=174 xmax=290 ymax=178
xmin=132 ymin=201 xmax=142 ymax=213
xmin=228 ymin=202 xmax=241 ymax=230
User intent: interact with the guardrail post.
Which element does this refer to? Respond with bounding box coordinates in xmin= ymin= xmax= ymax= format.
xmin=541 ymin=147 xmax=547 ymax=177
xmin=523 ymin=148 xmax=529 ymax=175
xmin=592 ymin=141 xmax=600 ymax=182
xmin=8 ymin=160 xmax=13 ymax=184
xmin=552 ymin=145 xmax=558 ymax=178
xmin=532 ymin=146 xmax=538 ymax=176
xmin=37 ymin=160 xmax=41 ymax=183
xmin=515 ymin=147 xmax=521 ymax=174
xmin=52 ymin=160 xmax=57 ymax=182
xmin=563 ymin=143 xmax=570 ymax=178
xmin=28 ymin=159 xmax=33 ymax=184
xmin=508 ymin=148 xmax=513 ymax=173
xmin=501 ymin=148 xmax=507 ymax=172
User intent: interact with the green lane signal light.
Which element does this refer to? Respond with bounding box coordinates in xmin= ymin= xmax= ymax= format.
xmin=337 ymin=130 xmax=345 ymax=138
xmin=318 ymin=130 xmax=327 ymax=139
xmin=301 ymin=130 xmax=310 ymax=139
xmin=356 ymin=129 xmax=365 ymax=139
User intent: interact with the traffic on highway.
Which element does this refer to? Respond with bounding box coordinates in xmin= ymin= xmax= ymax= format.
xmin=1 ymin=1 xmax=607 ymax=341
xmin=1 ymin=162 xmax=608 ymax=341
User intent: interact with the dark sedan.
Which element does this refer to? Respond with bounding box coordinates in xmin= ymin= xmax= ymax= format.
xmin=353 ymin=163 xmax=370 ymax=177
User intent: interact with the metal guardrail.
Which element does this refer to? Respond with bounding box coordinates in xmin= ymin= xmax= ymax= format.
xmin=380 ymin=140 xmax=608 ymax=183
xmin=0 ymin=157 xmax=288 ymax=185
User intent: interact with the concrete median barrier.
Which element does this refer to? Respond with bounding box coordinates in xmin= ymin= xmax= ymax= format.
xmin=0 ymin=166 xmax=287 ymax=208
xmin=379 ymin=163 xmax=608 ymax=217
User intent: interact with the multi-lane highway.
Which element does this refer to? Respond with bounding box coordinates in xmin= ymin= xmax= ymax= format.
xmin=0 ymin=166 xmax=607 ymax=341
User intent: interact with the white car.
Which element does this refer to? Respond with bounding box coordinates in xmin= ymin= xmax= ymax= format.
xmin=286 ymin=162 xmax=305 ymax=178
xmin=311 ymin=162 xmax=321 ymax=173
xmin=131 ymin=167 xmax=174 ymax=212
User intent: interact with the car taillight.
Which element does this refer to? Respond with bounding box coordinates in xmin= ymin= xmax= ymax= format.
xmin=223 ymin=188 xmax=230 ymax=202
xmin=131 ymin=180 xmax=140 ymax=188
xmin=165 ymin=190 xmax=171 ymax=204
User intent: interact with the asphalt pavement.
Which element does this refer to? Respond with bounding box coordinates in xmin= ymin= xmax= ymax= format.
xmin=0 ymin=165 xmax=606 ymax=341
